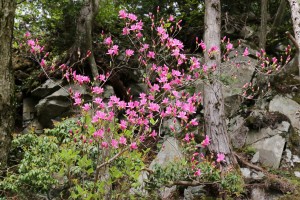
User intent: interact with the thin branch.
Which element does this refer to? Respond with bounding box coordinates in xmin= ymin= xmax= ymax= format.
xmin=167 ymin=180 xmax=220 ymax=187
xmin=96 ymin=147 xmax=129 ymax=170
xmin=286 ymin=31 xmax=299 ymax=50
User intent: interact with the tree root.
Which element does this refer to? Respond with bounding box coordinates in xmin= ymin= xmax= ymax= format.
xmin=234 ymin=152 xmax=296 ymax=194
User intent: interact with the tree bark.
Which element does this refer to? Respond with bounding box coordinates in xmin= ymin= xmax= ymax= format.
xmin=69 ymin=0 xmax=100 ymax=79
xmin=271 ymin=0 xmax=287 ymax=32
xmin=203 ymin=0 xmax=237 ymax=168
xmin=259 ymin=0 xmax=268 ymax=49
xmin=0 ymin=0 xmax=16 ymax=170
xmin=288 ymin=0 xmax=300 ymax=77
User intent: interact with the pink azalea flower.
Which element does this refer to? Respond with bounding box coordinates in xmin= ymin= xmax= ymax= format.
xmin=24 ymin=31 xmax=31 ymax=38
xmin=217 ymin=153 xmax=225 ymax=163
xmin=184 ymin=134 xmax=190 ymax=142
xmin=82 ymin=103 xmax=91 ymax=111
xmin=92 ymin=86 xmax=104 ymax=94
xmin=119 ymin=10 xmax=127 ymax=19
xmin=208 ymin=46 xmax=219 ymax=54
xmin=178 ymin=111 xmax=188 ymax=120
xmin=130 ymin=142 xmax=138 ymax=150
xmin=104 ymin=37 xmax=113 ymax=46
xmin=125 ymin=49 xmax=134 ymax=57
xmin=119 ymin=136 xmax=127 ymax=145
xmin=101 ymin=141 xmax=108 ymax=148
xmin=93 ymin=129 xmax=104 ymax=138
xmin=74 ymin=97 xmax=81 ymax=105
xmin=157 ymin=26 xmax=166 ymax=35
xmin=226 ymin=43 xmax=233 ymax=51
xmin=169 ymin=15 xmax=174 ymax=22
xmin=40 ymin=59 xmax=46 ymax=67
xmin=149 ymin=130 xmax=157 ymax=139
xmin=111 ymin=139 xmax=119 ymax=148
xmin=194 ymin=169 xmax=201 ymax=176
xmin=243 ymin=47 xmax=249 ymax=56
xmin=148 ymin=102 xmax=160 ymax=112
xmin=139 ymin=135 xmax=145 ymax=142
xmin=27 ymin=39 xmax=35 ymax=46
xmin=147 ymin=51 xmax=155 ymax=59
xmin=119 ymin=120 xmax=127 ymax=130
xmin=128 ymin=13 xmax=137 ymax=21
xmin=199 ymin=40 xmax=206 ymax=51
xmin=201 ymin=135 xmax=210 ymax=147
xmin=122 ymin=27 xmax=130 ymax=35
xmin=190 ymin=118 xmax=198 ymax=126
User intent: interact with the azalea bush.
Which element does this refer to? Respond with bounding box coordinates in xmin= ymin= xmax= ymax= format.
xmin=1 ymin=8 xmax=291 ymax=199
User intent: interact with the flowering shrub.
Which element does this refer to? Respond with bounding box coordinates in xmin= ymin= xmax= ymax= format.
xmin=1 ymin=9 xmax=291 ymax=199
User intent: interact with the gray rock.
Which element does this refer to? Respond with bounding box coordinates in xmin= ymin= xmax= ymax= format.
xmin=251 ymin=171 xmax=265 ymax=180
xmin=149 ymin=137 xmax=183 ymax=169
xmin=251 ymin=187 xmax=265 ymax=200
xmin=31 ymin=79 xmax=63 ymax=99
xmin=160 ymin=186 xmax=177 ymax=200
xmin=183 ymin=186 xmax=205 ymax=200
xmin=132 ymin=137 xmax=184 ymax=197
xmin=246 ymin=121 xmax=290 ymax=145
xmin=228 ymin=115 xmax=248 ymax=148
xmin=251 ymin=152 xmax=260 ymax=163
xmin=36 ymin=99 xmax=70 ymax=127
xmin=294 ymin=171 xmax=300 ymax=178
xmin=241 ymin=168 xmax=251 ymax=179
xmin=221 ymin=46 xmax=257 ymax=116
xmin=269 ymin=95 xmax=300 ymax=131
xmin=35 ymin=84 xmax=89 ymax=128
xmin=246 ymin=127 xmax=275 ymax=144
xmin=23 ymin=97 xmax=36 ymax=126
xmin=251 ymin=135 xmax=286 ymax=169
xmin=292 ymin=155 xmax=300 ymax=163
xmin=240 ymin=26 xmax=255 ymax=39
xmin=103 ymin=85 xmax=115 ymax=99
xmin=162 ymin=118 xmax=181 ymax=135
xmin=22 ymin=119 xmax=43 ymax=134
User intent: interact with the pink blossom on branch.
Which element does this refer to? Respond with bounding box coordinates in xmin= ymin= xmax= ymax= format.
xmin=125 ymin=49 xmax=134 ymax=57
xmin=216 ymin=153 xmax=225 ymax=163
xmin=243 ymin=47 xmax=249 ymax=56
xmin=119 ymin=10 xmax=127 ymax=19
xmin=194 ymin=169 xmax=201 ymax=176
xmin=201 ymin=135 xmax=210 ymax=147
xmin=130 ymin=142 xmax=138 ymax=150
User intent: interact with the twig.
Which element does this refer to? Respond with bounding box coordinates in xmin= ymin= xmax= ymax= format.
xmin=286 ymin=31 xmax=299 ymax=50
xmin=167 ymin=180 xmax=220 ymax=187
xmin=96 ymin=147 xmax=129 ymax=170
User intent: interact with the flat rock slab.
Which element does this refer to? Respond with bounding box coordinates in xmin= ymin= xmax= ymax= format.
xmin=269 ymin=95 xmax=300 ymax=131
xmin=251 ymin=134 xmax=286 ymax=169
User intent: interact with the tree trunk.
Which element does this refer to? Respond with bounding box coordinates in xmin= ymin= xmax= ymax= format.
xmin=69 ymin=0 xmax=100 ymax=79
xmin=259 ymin=0 xmax=268 ymax=49
xmin=203 ymin=0 xmax=237 ymax=168
xmin=0 ymin=0 xmax=16 ymax=170
xmin=288 ymin=0 xmax=300 ymax=77
xmin=271 ymin=0 xmax=287 ymax=31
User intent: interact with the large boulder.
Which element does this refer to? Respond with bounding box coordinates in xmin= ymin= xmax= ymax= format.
xmin=131 ymin=137 xmax=183 ymax=198
xmin=269 ymin=95 xmax=300 ymax=132
xmin=221 ymin=45 xmax=257 ymax=116
xmin=251 ymin=134 xmax=286 ymax=169
xmin=31 ymin=79 xmax=63 ymax=99
xmin=35 ymin=84 xmax=88 ymax=127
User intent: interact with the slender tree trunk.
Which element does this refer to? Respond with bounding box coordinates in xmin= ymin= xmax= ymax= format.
xmin=69 ymin=0 xmax=100 ymax=79
xmin=259 ymin=0 xmax=268 ymax=49
xmin=287 ymin=0 xmax=300 ymax=77
xmin=204 ymin=0 xmax=237 ymax=168
xmin=271 ymin=0 xmax=287 ymax=31
xmin=0 ymin=0 xmax=16 ymax=170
